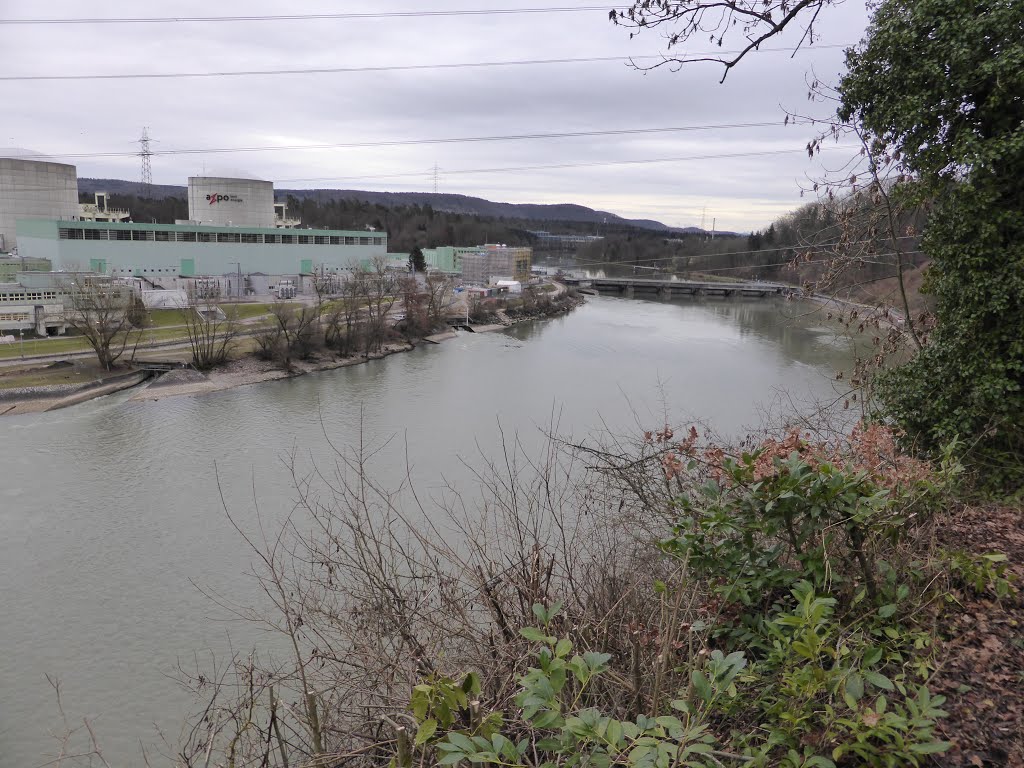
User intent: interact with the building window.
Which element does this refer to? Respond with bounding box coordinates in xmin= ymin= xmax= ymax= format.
xmin=197 ymin=232 xmax=213 ymax=242
xmin=329 ymin=236 xmax=341 ymax=245
xmin=373 ymin=237 xmax=384 ymax=246
xmin=155 ymin=231 xmax=171 ymax=242
xmin=359 ymin=237 xmax=370 ymax=245
xmin=314 ymin=236 xmax=329 ymax=245
xmin=241 ymin=233 xmax=261 ymax=244
xmin=59 ymin=228 xmax=85 ymax=240
xmin=84 ymin=229 xmax=103 ymax=240
xmin=281 ymin=234 xmax=294 ymax=244
xmin=217 ymin=232 xmax=241 ymax=243
xmin=132 ymin=230 xmax=153 ymax=241
xmin=345 ymin=236 xmax=356 ymax=245
xmin=298 ymin=235 xmax=311 ymax=244
xmin=114 ymin=230 xmax=132 ymax=241
xmin=177 ymin=231 xmax=197 ymax=242
xmin=265 ymin=234 xmax=280 ymax=244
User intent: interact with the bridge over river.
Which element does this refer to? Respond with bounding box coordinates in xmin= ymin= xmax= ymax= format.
xmin=561 ymin=276 xmax=794 ymax=299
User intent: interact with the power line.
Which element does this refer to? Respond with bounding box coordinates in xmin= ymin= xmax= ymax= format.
xmin=271 ymin=146 xmax=855 ymax=185
xmin=0 ymin=46 xmax=850 ymax=82
xmin=0 ymin=7 xmax=617 ymax=25
xmin=4 ymin=121 xmax=796 ymax=161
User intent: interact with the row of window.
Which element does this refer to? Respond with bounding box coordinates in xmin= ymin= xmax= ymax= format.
xmin=0 ymin=312 xmax=31 ymax=321
xmin=58 ymin=228 xmax=385 ymax=247
xmin=0 ymin=291 xmax=60 ymax=302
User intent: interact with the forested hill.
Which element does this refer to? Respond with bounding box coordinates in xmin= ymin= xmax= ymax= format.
xmin=76 ymin=178 xmax=700 ymax=234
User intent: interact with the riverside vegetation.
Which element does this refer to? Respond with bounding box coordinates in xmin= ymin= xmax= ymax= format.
xmin=43 ymin=0 xmax=1024 ymax=762
xmin=50 ymin=419 xmax=1017 ymax=767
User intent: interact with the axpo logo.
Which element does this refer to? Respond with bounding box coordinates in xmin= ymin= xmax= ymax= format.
xmin=206 ymin=193 xmax=244 ymax=205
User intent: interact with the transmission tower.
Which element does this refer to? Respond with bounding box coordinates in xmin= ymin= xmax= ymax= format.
xmin=137 ymin=127 xmax=153 ymax=193
xmin=432 ymin=162 xmax=440 ymax=194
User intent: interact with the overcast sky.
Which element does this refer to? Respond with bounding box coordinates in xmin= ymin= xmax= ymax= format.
xmin=1 ymin=1 xmax=871 ymax=231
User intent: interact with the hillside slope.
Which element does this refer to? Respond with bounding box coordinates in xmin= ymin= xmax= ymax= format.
xmin=76 ymin=178 xmax=713 ymax=234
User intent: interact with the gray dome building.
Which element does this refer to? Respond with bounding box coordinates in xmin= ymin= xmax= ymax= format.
xmin=0 ymin=150 xmax=79 ymax=252
xmin=187 ymin=172 xmax=275 ymax=228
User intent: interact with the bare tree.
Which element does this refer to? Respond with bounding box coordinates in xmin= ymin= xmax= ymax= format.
xmin=180 ymin=290 xmax=240 ymax=370
xmin=424 ymin=273 xmax=455 ymax=328
xmin=174 ymin=422 xmax=688 ymax=768
xmin=610 ymin=0 xmax=836 ymax=82
xmin=62 ymin=275 xmax=142 ymax=370
xmin=362 ymin=256 xmax=398 ymax=354
xmin=398 ymin=276 xmax=429 ymax=337
xmin=324 ymin=272 xmax=367 ymax=357
xmin=254 ymin=302 xmax=319 ymax=369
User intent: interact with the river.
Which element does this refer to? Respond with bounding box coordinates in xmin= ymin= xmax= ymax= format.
xmin=0 ymin=295 xmax=856 ymax=767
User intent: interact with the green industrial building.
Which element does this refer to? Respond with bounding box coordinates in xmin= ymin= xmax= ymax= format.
xmin=16 ymin=219 xmax=389 ymax=282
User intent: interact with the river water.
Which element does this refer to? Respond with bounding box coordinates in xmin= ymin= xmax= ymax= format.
xmin=0 ymin=296 xmax=854 ymax=767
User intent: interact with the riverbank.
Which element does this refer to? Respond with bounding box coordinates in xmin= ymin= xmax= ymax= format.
xmin=130 ymin=341 xmax=417 ymax=401
xmin=135 ymin=293 xmax=588 ymax=402
xmin=0 ymin=292 xmax=588 ymax=412
xmin=0 ymin=367 xmax=152 ymax=415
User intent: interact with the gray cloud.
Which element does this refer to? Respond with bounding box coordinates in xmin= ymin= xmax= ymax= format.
xmin=0 ymin=0 xmax=869 ymax=230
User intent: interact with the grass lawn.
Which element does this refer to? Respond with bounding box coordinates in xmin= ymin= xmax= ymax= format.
xmin=0 ymin=361 xmax=116 ymax=390
xmin=146 ymin=308 xmax=190 ymax=327
xmin=227 ymin=302 xmax=274 ymax=320
xmin=146 ymin=303 xmax=272 ymax=327
xmin=0 ymin=335 xmax=94 ymax=360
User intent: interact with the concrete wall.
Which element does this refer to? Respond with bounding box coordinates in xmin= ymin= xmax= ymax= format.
xmin=0 ymin=158 xmax=79 ymax=251
xmin=187 ymin=177 xmax=275 ymax=228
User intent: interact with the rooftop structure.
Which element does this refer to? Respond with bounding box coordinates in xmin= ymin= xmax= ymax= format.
xmin=78 ymin=192 xmax=131 ymax=223
xmin=0 ymin=255 xmax=52 ymax=282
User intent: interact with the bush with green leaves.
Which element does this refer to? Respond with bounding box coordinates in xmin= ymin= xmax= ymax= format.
xmin=405 ymin=595 xmax=950 ymax=768
xmin=393 ymin=434 xmax=970 ymax=767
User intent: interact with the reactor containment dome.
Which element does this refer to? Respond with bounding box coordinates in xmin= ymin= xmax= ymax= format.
xmin=187 ymin=175 xmax=275 ymax=228
xmin=0 ymin=150 xmax=79 ymax=252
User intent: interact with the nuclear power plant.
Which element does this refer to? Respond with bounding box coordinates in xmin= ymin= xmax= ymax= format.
xmin=0 ymin=151 xmax=390 ymax=297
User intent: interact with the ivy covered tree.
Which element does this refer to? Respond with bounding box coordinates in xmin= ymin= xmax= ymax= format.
xmin=837 ymin=0 xmax=1024 ymax=486
xmin=408 ymin=246 xmax=427 ymax=273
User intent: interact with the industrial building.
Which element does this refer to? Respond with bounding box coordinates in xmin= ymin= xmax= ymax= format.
xmin=0 ymin=155 xmax=390 ymax=294
xmin=423 ymin=244 xmax=532 ymax=284
xmin=1 ymin=151 xmax=544 ymax=303
xmin=0 ymin=272 xmax=77 ymax=336
xmin=17 ymin=219 xmax=388 ymax=289
xmin=0 ymin=151 xmax=79 ymax=252
xmin=0 ymin=256 xmax=51 ymax=282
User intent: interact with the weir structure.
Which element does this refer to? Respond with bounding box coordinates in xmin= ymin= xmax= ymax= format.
xmin=560 ymin=276 xmax=794 ymax=299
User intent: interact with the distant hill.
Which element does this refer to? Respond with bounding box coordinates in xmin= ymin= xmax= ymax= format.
xmin=77 ymin=178 xmax=732 ymax=236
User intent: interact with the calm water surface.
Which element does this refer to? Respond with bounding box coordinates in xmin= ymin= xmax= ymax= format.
xmin=0 ymin=296 xmax=853 ymax=767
